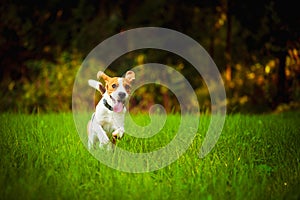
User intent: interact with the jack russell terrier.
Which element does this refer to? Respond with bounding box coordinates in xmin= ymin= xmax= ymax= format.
xmin=87 ymin=70 xmax=135 ymax=149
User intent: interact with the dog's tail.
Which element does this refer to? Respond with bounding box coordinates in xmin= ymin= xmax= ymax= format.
xmin=88 ymin=79 xmax=106 ymax=94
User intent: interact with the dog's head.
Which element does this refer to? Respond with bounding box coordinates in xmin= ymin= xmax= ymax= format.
xmin=97 ymin=70 xmax=135 ymax=112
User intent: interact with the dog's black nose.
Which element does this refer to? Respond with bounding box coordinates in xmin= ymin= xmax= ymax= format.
xmin=118 ymin=92 xmax=126 ymax=99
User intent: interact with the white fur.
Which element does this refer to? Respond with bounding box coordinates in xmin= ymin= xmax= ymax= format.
xmin=87 ymin=78 xmax=128 ymax=150
xmin=88 ymin=80 xmax=102 ymax=92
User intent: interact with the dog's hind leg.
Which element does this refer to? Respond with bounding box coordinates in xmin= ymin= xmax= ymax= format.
xmin=88 ymin=129 xmax=96 ymax=150
xmin=88 ymin=136 xmax=94 ymax=150
xmin=87 ymin=120 xmax=91 ymax=136
xmin=87 ymin=120 xmax=92 ymax=149
xmin=87 ymin=120 xmax=98 ymax=150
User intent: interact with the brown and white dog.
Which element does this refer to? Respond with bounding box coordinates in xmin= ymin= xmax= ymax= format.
xmin=87 ymin=70 xmax=135 ymax=149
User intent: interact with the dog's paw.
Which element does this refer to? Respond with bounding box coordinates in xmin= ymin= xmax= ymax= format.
xmin=118 ymin=131 xmax=124 ymax=138
xmin=112 ymin=128 xmax=124 ymax=139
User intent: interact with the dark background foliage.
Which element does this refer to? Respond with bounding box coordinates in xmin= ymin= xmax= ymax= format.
xmin=0 ymin=0 xmax=299 ymax=113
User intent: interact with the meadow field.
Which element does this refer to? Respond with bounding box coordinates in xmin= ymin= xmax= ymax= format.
xmin=0 ymin=112 xmax=299 ymax=199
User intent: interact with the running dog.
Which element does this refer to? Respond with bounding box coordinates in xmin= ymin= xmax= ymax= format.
xmin=87 ymin=70 xmax=135 ymax=149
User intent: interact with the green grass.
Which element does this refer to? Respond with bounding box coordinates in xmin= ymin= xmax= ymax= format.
xmin=0 ymin=112 xmax=299 ymax=199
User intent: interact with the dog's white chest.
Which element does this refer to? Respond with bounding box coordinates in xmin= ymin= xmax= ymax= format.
xmin=96 ymin=106 xmax=125 ymax=133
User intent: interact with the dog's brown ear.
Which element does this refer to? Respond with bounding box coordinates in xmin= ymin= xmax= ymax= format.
xmin=99 ymin=83 xmax=106 ymax=94
xmin=125 ymin=71 xmax=135 ymax=82
xmin=97 ymin=71 xmax=111 ymax=82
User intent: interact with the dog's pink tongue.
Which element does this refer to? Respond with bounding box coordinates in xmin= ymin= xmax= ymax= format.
xmin=113 ymin=102 xmax=123 ymax=113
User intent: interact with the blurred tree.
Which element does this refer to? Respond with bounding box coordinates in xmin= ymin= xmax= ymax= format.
xmin=0 ymin=0 xmax=299 ymax=113
xmin=230 ymin=0 xmax=300 ymax=107
xmin=271 ymin=0 xmax=299 ymax=105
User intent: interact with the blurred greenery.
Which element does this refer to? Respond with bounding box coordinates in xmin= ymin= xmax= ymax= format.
xmin=0 ymin=0 xmax=299 ymax=113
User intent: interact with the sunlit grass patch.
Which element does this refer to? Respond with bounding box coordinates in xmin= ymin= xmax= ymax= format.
xmin=0 ymin=112 xmax=299 ymax=199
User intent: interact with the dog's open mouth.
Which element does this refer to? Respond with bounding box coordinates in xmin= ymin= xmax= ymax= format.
xmin=110 ymin=96 xmax=125 ymax=113
xmin=114 ymin=100 xmax=125 ymax=113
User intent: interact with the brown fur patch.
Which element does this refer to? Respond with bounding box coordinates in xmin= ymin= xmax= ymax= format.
xmin=105 ymin=77 xmax=119 ymax=95
xmin=123 ymin=78 xmax=132 ymax=94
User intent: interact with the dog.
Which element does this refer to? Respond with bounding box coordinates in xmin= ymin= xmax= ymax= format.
xmin=87 ymin=70 xmax=135 ymax=149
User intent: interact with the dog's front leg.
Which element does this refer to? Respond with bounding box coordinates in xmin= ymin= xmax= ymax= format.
xmin=93 ymin=124 xmax=110 ymax=148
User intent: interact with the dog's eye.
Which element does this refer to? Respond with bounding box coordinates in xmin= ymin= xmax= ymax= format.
xmin=112 ymin=84 xmax=117 ymax=89
xmin=125 ymin=85 xmax=131 ymax=91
